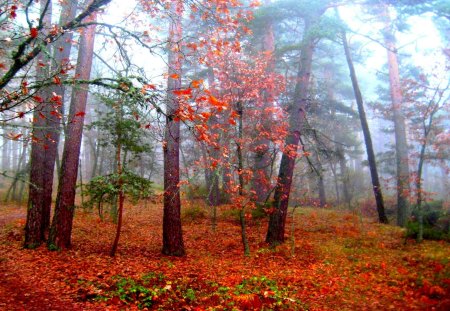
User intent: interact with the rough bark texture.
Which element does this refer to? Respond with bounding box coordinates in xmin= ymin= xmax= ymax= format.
xmin=383 ymin=6 xmax=410 ymax=227
xmin=25 ymin=0 xmax=78 ymax=248
xmin=25 ymin=0 xmax=53 ymax=248
xmin=342 ymin=27 xmax=388 ymax=223
xmin=48 ymin=13 xmax=97 ymax=249
xmin=162 ymin=1 xmax=185 ymax=257
xmin=266 ymin=19 xmax=315 ymax=245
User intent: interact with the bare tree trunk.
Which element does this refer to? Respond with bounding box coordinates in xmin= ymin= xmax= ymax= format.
xmin=25 ymin=0 xmax=53 ymax=248
xmin=383 ymin=6 xmax=410 ymax=227
xmin=25 ymin=0 xmax=78 ymax=248
xmin=340 ymin=17 xmax=388 ymax=224
xmin=162 ymin=1 xmax=185 ymax=257
xmin=110 ymin=126 xmax=123 ymax=256
xmin=337 ymin=147 xmax=351 ymax=207
xmin=48 ymin=13 xmax=97 ymax=250
xmin=266 ymin=18 xmax=315 ymax=245
xmin=236 ymin=102 xmax=250 ymax=256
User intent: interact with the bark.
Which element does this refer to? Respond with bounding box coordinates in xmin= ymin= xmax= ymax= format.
xmin=25 ymin=0 xmax=53 ymax=248
xmin=341 ymin=23 xmax=388 ymax=223
xmin=383 ymin=6 xmax=410 ymax=227
xmin=110 ymin=126 xmax=124 ymax=256
xmin=266 ymin=19 xmax=315 ymax=245
xmin=221 ymin=164 xmax=232 ymax=204
xmin=318 ymin=174 xmax=326 ymax=208
xmin=337 ymin=146 xmax=351 ymax=206
xmin=236 ymin=102 xmax=250 ymax=256
xmin=162 ymin=1 xmax=185 ymax=257
xmin=48 ymin=13 xmax=97 ymax=249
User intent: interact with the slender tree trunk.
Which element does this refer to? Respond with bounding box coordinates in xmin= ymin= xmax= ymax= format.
xmin=266 ymin=19 xmax=315 ymax=245
xmin=110 ymin=127 xmax=123 ymax=256
xmin=416 ymin=114 xmax=435 ymax=242
xmin=48 ymin=13 xmax=97 ymax=249
xmin=341 ymin=21 xmax=388 ymax=224
xmin=162 ymin=0 xmax=185 ymax=256
xmin=236 ymin=102 xmax=250 ymax=256
xmin=337 ymin=147 xmax=351 ymax=206
xmin=25 ymin=0 xmax=78 ymax=248
xmin=330 ymin=162 xmax=340 ymax=204
xmin=383 ymin=6 xmax=410 ymax=227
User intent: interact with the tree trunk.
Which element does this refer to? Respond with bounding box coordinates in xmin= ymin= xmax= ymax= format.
xmin=337 ymin=147 xmax=351 ymax=207
xmin=266 ymin=18 xmax=315 ymax=245
xmin=340 ymin=19 xmax=388 ymax=224
xmin=25 ymin=0 xmax=53 ymax=248
xmin=236 ymin=102 xmax=250 ymax=256
xmin=25 ymin=0 xmax=78 ymax=248
xmin=110 ymin=129 xmax=124 ymax=256
xmin=48 ymin=13 xmax=97 ymax=250
xmin=162 ymin=0 xmax=185 ymax=257
xmin=383 ymin=6 xmax=410 ymax=227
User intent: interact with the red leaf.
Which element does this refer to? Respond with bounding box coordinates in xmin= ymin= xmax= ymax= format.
xmin=191 ymin=80 xmax=203 ymax=88
xmin=75 ymin=111 xmax=86 ymax=117
xmin=53 ymin=75 xmax=61 ymax=85
xmin=30 ymin=28 xmax=38 ymax=38
xmin=17 ymin=112 xmax=25 ymax=118
xmin=173 ymin=88 xmax=192 ymax=96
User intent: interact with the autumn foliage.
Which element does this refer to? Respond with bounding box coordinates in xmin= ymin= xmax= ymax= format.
xmin=1 ymin=201 xmax=449 ymax=310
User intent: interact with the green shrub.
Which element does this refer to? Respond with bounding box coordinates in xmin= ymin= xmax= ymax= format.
xmin=82 ymin=171 xmax=153 ymax=212
xmin=406 ymin=220 xmax=450 ymax=242
xmin=182 ymin=205 xmax=207 ymax=221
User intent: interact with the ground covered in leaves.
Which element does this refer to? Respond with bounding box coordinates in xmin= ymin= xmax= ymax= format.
xmin=1 ymin=200 xmax=449 ymax=310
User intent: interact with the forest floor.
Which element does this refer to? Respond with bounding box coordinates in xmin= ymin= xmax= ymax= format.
xmin=0 ymin=199 xmax=449 ymax=311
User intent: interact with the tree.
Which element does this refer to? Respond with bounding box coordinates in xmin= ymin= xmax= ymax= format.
xmin=48 ymin=12 xmax=97 ymax=249
xmin=339 ymin=11 xmax=389 ymax=223
xmin=162 ymin=0 xmax=185 ymax=257
xmin=25 ymin=0 xmax=78 ymax=248
xmin=266 ymin=3 xmax=326 ymax=245
xmin=382 ymin=4 xmax=411 ymax=227
xmin=402 ymin=66 xmax=449 ymax=241
xmin=0 ymin=0 xmax=112 ymax=99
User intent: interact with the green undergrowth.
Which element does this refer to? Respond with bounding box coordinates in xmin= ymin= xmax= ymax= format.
xmin=84 ymin=273 xmax=301 ymax=310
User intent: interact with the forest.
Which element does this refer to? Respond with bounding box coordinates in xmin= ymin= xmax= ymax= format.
xmin=0 ymin=0 xmax=449 ymax=310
